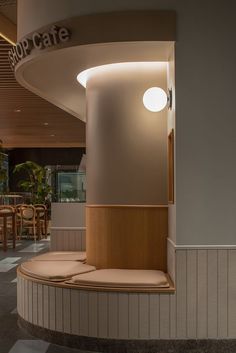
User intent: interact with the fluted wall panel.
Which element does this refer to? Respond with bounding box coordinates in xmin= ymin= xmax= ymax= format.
xmin=17 ymin=246 xmax=236 ymax=339
xmin=50 ymin=227 xmax=86 ymax=251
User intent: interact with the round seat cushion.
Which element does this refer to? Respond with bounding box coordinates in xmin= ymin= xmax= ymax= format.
xmin=31 ymin=251 xmax=86 ymax=262
xmin=70 ymin=269 xmax=169 ymax=288
xmin=20 ymin=261 xmax=95 ymax=281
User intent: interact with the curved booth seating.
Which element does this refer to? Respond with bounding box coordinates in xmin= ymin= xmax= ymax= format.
xmin=17 ymin=253 xmax=174 ymax=351
xmin=20 ymin=260 xmax=95 ymax=281
xmin=69 ymin=269 xmax=169 ymax=289
xmin=31 ymin=251 xmax=86 ymax=262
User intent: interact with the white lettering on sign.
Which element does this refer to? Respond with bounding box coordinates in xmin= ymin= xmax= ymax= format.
xmin=9 ymin=25 xmax=71 ymax=69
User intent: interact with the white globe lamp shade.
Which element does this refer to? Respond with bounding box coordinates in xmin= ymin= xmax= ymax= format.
xmin=143 ymin=87 xmax=168 ymax=112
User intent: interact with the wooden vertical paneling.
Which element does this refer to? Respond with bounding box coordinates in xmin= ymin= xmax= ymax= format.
xmin=88 ymin=291 xmax=98 ymax=337
xmin=228 ymin=250 xmax=236 ymax=337
xmin=55 ymin=287 xmax=63 ymax=332
xmin=28 ymin=281 xmax=33 ymax=323
xmin=43 ymin=285 xmax=49 ymax=329
xmin=17 ymin=276 xmax=21 ymax=316
xmin=169 ymin=293 xmax=176 ymax=338
xmin=24 ymin=279 xmax=29 ymax=321
xmin=149 ymin=294 xmax=160 ymax=339
xmin=98 ymin=292 xmax=108 ymax=338
xmin=197 ymin=250 xmax=208 ymax=338
xmin=32 ymin=282 xmax=38 ymax=325
xmin=75 ymin=231 xmax=79 ymax=250
xmin=63 ymin=289 xmax=71 ymax=334
xmin=71 ymin=231 xmax=76 ymax=250
xmin=186 ymin=250 xmax=197 ymax=338
xmin=20 ymin=277 xmax=24 ymax=317
xmin=49 ymin=286 xmax=56 ymax=330
xmin=16 ymin=276 xmax=19 ymax=315
xmin=79 ymin=291 xmax=89 ymax=336
xmin=128 ymin=294 xmax=139 ymax=339
xmin=108 ymin=293 xmax=118 ymax=338
xmin=37 ymin=284 xmax=43 ymax=327
xmin=63 ymin=231 xmax=67 ymax=250
xmin=21 ymin=277 xmax=24 ymax=317
xmin=51 ymin=228 xmax=86 ymax=251
xmin=86 ymin=206 xmax=167 ymax=270
xmin=17 ymin=248 xmax=236 ymax=340
xmin=176 ymin=250 xmax=187 ymax=338
xmin=207 ymin=250 xmax=218 ymax=338
xmin=159 ymin=294 xmax=170 ymax=338
xmin=218 ymin=250 xmax=228 ymax=337
xmin=139 ymin=294 xmax=149 ymax=338
xmin=21 ymin=276 xmax=25 ymax=318
xmin=118 ymin=293 xmax=129 ymax=339
xmin=71 ymin=289 xmax=80 ymax=335
xmin=82 ymin=230 xmax=86 ymax=250
xmin=167 ymin=240 xmax=175 ymax=283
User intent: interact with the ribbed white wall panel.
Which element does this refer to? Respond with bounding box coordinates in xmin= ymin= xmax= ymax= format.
xmin=17 ymin=248 xmax=236 ymax=339
xmin=50 ymin=227 xmax=86 ymax=251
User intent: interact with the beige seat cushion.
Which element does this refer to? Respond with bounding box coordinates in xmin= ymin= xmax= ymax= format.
xmin=31 ymin=251 xmax=86 ymax=262
xmin=70 ymin=269 xmax=169 ymax=288
xmin=21 ymin=261 xmax=95 ymax=281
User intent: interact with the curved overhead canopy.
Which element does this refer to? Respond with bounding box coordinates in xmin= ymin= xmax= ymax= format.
xmin=15 ymin=11 xmax=176 ymax=123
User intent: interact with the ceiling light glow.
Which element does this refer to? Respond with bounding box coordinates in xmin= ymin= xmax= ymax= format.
xmin=76 ymin=62 xmax=167 ymax=88
xmin=0 ymin=33 xmax=16 ymax=46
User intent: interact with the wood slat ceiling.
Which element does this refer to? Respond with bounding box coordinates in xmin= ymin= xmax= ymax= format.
xmin=0 ymin=36 xmax=86 ymax=148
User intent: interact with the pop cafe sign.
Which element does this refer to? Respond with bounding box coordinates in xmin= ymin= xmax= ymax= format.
xmin=9 ymin=25 xmax=71 ymax=69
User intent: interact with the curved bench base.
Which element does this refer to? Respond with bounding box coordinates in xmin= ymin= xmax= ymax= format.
xmin=18 ymin=317 xmax=236 ymax=353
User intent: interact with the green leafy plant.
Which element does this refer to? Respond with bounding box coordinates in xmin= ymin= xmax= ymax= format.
xmin=13 ymin=161 xmax=52 ymax=204
xmin=0 ymin=140 xmax=8 ymax=193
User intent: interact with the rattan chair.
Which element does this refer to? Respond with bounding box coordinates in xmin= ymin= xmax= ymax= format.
xmin=20 ymin=205 xmax=36 ymax=241
xmin=0 ymin=206 xmax=16 ymax=251
xmin=34 ymin=204 xmax=48 ymax=239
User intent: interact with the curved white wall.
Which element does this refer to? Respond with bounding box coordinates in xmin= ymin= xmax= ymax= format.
xmin=86 ymin=63 xmax=167 ymax=205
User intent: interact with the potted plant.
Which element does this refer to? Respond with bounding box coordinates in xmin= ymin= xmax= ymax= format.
xmin=13 ymin=161 xmax=52 ymax=204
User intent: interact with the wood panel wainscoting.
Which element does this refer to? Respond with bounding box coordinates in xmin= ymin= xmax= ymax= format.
xmin=50 ymin=227 xmax=86 ymax=251
xmin=17 ymin=245 xmax=236 ymax=344
xmin=86 ymin=205 xmax=168 ymax=270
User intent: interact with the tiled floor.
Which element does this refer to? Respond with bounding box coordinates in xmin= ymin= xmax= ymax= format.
xmin=0 ymin=239 xmax=92 ymax=353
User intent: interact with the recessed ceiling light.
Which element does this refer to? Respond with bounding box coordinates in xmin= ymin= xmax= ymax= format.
xmin=50 ymin=134 xmax=55 ymax=137
xmin=14 ymin=109 xmax=21 ymax=113
xmin=43 ymin=122 xmax=49 ymax=126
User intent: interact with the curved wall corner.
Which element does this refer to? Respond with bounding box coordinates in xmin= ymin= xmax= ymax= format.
xmin=85 ymin=62 xmax=169 ymax=270
xmin=86 ymin=62 xmax=168 ymax=205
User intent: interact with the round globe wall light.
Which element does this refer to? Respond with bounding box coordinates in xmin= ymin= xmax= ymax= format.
xmin=143 ymin=87 xmax=167 ymax=112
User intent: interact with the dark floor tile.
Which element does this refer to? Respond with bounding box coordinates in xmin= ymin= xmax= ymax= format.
xmin=47 ymin=344 xmax=93 ymax=353
xmin=0 ymin=240 xmax=51 ymax=352
xmin=0 ymin=295 xmax=16 ymax=315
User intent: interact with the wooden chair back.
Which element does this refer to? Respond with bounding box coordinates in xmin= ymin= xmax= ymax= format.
xmin=0 ymin=206 xmax=16 ymax=251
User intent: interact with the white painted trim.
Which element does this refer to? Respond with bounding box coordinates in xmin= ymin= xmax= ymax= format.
xmin=50 ymin=227 xmax=86 ymax=231
xmin=167 ymin=238 xmax=236 ymax=250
